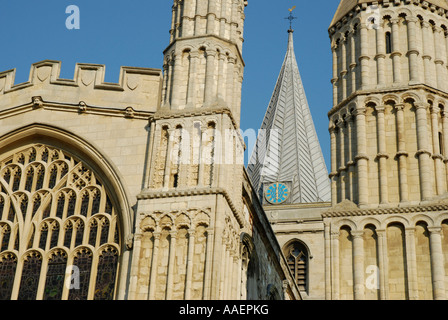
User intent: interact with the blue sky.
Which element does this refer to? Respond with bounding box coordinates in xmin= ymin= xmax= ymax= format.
xmin=0 ymin=0 xmax=340 ymax=169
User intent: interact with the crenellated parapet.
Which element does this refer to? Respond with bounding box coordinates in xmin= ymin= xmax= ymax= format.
xmin=0 ymin=60 xmax=162 ymax=114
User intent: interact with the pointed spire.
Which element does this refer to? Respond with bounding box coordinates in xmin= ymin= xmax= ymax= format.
xmin=248 ymin=30 xmax=331 ymax=204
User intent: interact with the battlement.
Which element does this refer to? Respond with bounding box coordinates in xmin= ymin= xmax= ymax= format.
xmin=0 ymin=60 xmax=162 ymax=112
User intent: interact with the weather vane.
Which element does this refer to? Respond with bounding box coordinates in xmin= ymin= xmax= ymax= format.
xmin=285 ymin=6 xmax=297 ymax=30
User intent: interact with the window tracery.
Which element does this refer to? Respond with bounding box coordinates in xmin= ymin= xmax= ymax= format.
xmin=0 ymin=144 xmax=120 ymax=300
xmin=283 ymin=241 xmax=308 ymax=293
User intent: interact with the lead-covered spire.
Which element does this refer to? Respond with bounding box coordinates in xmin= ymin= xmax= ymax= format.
xmin=248 ymin=30 xmax=331 ymax=204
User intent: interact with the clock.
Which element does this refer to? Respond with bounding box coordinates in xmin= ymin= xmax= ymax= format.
xmin=265 ymin=182 xmax=290 ymax=205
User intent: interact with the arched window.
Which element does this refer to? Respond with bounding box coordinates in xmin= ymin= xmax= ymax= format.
xmin=283 ymin=241 xmax=309 ymax=293
xmin=0 ymin=144 xmax=121 ymax=300
xmin=385 ymin=32 xmax=392 ymax=54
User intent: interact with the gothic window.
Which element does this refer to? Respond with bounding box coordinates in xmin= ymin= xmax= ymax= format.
xmin=0 ymin=144 xmax=121 ymax=300
xmin=1 ymin=224 xmax=11 ymax=252
xmin=92 ymin=190 xmax=101 ymax=214
xmin=56 ymin=194 xmax=65 ymax=219
xmin=43 ymin=250 xmax=67 ymax=300
xmin=25 ymin=167 xmax=34 ymax=192
xmin=68 ymin=248 xmax=93 ymax=300
xmin=94 ymin=247 xmax=119 ymax=300
xmin=18 ymin=251 xmax=42 ymax=300
xmin=39 ymin=223 xmax=49 ymax=250
xmin=41 ymin=149 xmax=49 ymax=163
xmin=80 ymin=192 xmax=90 ymax=217
xmin=0 ymin=197 xmax=4 ymax=220
xmin=12 ymin=168 xmax=21 ymax=192
xmin=89 ymin=219 xmax=98 ymax=247
xmin=66 ymin=192 xmax=76 ymax=217
xmin=100 ymin=218 xmax=110 ymax=246
xmin=75 ymin=220 xmax=85 ymax=247
xmin=64 ymin=221 xmax=73 ymax=248
xmin=284 ymin=241 xmax=309 ymax=293
xmin=0 ymin=253 xmax=17 ymax=300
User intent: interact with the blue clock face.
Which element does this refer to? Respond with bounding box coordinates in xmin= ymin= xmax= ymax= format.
xmin=265 ymin=183 xmax=290 ymax=204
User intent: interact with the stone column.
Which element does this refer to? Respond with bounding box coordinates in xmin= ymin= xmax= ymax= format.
xmin=406 ymin=17 xmax=421 ymax=84
xmin=219 ymin=0 xmax=228 ymax=39
xmin=349 ymin=29 xmax=357 ymax=94
xmin=163 ymin=128 xmax=175 ymax=189
xmin=434 ymin=26 xmax=446 ymax=91
xmin=354 ymin=107 xmax=369 ymax=207
xmin=203 ymin=228 xmax=215 ymax=299
xmin=359 ymin=23 xmax=371 ymax=89
xmin=331 ymin=230 xmax=340 ymax=300
xmin=405 ymin=227 xmax=419 ymax=300
xmin=376 ymin=27 xmax=386 ymax=86
xmin=170 ymin=4 xmax=177 ymax=43
xmin=340 ymin=36 xmax=348 ymax=100
xmin=346 ymin=114 xmax=355 ymax=201
xmin=415 ymin=102 xmax=433 ymax=201
xmin=186 ymin=51 xmax=199 ymax=108
xmin=391 ymin=18 xmax=402 ymax=84
xmin=217 ymin=52 xmax=226 ymax=101
xmin=204 ymin=49 xmax=217 ymax=105
xmin=226 ymin=55 xmax=236 ymax=109
xmin=165 ymin=230 xmax=178 ymax=299
xmin=376 ymin=105 xmax=389 ymax=205
xmin=170 ymin=53 xmax=184 ymax=108
xmin=337 ymin=120 xmax=346 ymax=201
xmin=162 ymin=63 xmax=170 ymax=106
xmin=376 ymin=229 xmax=388 ymax=300
xmin=352 ymin=230 xmax=365 ymax=300
xmin=395 ymin=103 xmax=409 ymax=203
xmin=331 ymin=45 xmax=339 ymax=106
xmin=148 ymin=232 xmax=161 ymax=300
xmin=184 ymin=229 xmax=196 ymax=299
xmin=443 ymin=110 xmax=448 ymax=188
xmin=127 ymin=233 xmax=142 ymax=300
xmin=428 ymin=227 xmax=446 ymax=300
xmin=421 ymin=21 xmax=435 ymax=87
xmin=329 ymin=124 xmax=338 ymax=205
xmin=206 ymin=0 xmax=217 ymax=35
xmin=182 ymin=0 xmax=194 ymax=38
xmin=431 ymin=106 xmax=445 ymax=195
xmin=324 ymin=221 xmax=332 ymax=300
xmin=197 ymin=126 xmax=207 ymax=187
xmin=194 ymin=0 xmax=202 ymax=35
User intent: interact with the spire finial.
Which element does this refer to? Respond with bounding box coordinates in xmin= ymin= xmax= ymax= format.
xmin=285 ymin=6 xmax=297 ymax=32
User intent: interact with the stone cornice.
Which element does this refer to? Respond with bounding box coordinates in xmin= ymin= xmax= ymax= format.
xmin=138 ymin=187 xmax=245 ymax=228
xmin=152 ymin=105 xmax=246 ymax=149
xmin=322 ymin=202 xmax=448 ymax=218
xmin=0 ymin=98 xmax=154 ymax=121
xmin=328 ymin=84 xmax=448 ymax=117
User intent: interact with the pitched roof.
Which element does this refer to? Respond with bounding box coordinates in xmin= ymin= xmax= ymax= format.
xmin=330 ymin=0 xmax=448 ymax=28
xmin=247 ymin=30 xmax=331 ymax=204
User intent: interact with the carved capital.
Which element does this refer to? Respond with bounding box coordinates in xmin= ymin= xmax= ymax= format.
xmin=126 ymin=233 xmax=134 ymax=250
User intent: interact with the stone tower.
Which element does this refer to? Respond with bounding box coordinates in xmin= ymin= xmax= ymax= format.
xmin=325 ymin=0 xmax=448 ymax=300
xmin=128 ymin=0 xmax=257 ymax=300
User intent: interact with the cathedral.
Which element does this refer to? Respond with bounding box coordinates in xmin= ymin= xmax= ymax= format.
xmin=1 ymin=0 xmax=448 ymax=301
